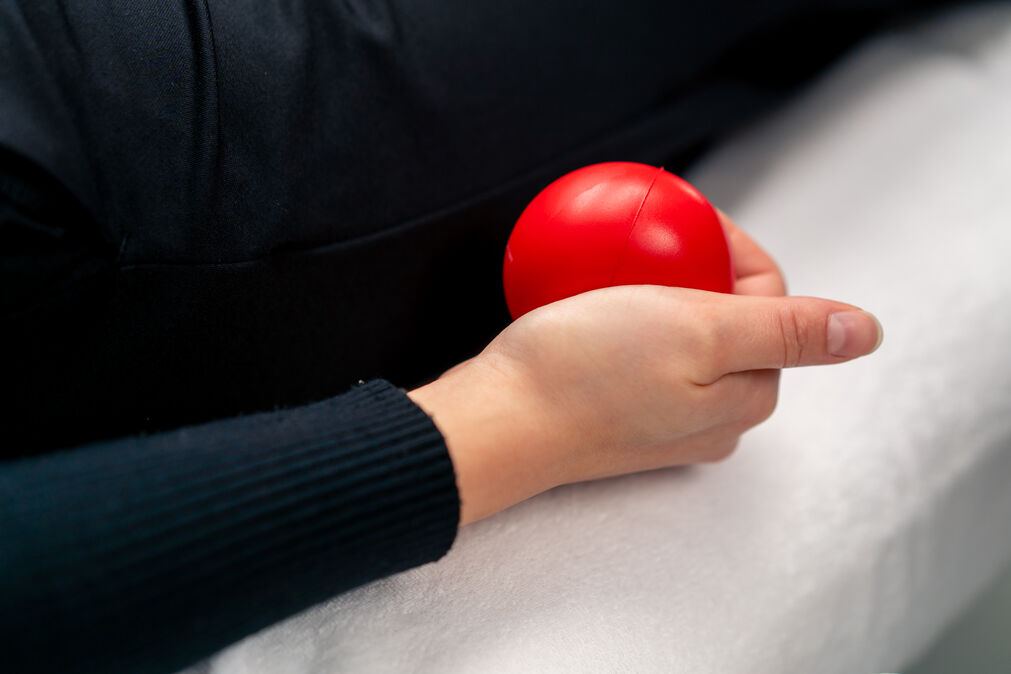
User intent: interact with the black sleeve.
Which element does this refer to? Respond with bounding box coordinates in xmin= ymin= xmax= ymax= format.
xmin=0 ymin=165 xmax=460 ymax=674
xmin=0 ymin=379 xmax=460 ymax=674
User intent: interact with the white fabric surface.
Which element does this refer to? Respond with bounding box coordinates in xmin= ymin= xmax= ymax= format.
xmin=195 ymin=4 xmax=1011 ymax=672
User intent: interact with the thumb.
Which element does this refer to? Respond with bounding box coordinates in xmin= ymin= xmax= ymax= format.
xmin=702 ymin=294 xmax=883 ymax=379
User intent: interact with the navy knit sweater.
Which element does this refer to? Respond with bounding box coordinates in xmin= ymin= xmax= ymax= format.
xmin=0 ymin=379 xmax=459 ymax=674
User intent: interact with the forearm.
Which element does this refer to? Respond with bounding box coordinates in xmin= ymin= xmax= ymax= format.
xmin=0 ymin=380 xmax=458 ymax=674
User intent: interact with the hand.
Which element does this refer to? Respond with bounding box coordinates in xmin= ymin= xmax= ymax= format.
xmin=719 ymin=208 xmax=787 ymax=297
xmin=410 ymin=214 xmax=882 ymax=525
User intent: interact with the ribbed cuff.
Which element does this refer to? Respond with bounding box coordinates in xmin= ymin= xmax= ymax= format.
xmin=0 ymin=379 xmax=460 ymax=674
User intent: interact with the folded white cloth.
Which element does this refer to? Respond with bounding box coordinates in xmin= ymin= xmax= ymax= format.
xmin=195 ymin=3 xmax=1011 ymax=672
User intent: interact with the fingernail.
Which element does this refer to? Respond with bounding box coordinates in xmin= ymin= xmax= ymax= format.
xmin=827 ymin=311 xmax=883 ymax=358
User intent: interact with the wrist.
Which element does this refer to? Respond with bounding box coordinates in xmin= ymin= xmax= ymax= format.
xmin=408 ymin=353 xmax=563 ymax=526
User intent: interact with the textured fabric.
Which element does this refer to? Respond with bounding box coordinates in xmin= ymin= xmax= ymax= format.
xmin=0 ymin=379 xmax=459 ymax=674
xmin=181 ymin=4 xmax=1011 ymax=673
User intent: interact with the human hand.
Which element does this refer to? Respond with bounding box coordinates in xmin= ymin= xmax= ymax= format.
xmin=718 ymin=208 xmax=787 ymax=297
xmin=410 ymin=214 xmax=881 ymax=525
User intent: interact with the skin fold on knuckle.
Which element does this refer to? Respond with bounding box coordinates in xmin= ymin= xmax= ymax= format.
xmin=683 ymin=315 xmax=730 ymax=384
xmin=776 ymin=303 xmax=806 ymax=368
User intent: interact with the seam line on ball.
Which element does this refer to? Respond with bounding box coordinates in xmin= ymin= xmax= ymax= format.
xmin=607 ymin=165 xmax=664 ymax=286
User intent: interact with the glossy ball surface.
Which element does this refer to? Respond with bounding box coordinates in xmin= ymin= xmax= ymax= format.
xmin=503 ymin=162 xmax=734 ymax=319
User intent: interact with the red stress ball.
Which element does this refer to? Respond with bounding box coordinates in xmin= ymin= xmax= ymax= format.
xmin=503 ymin=162 xmax=734 ymax=319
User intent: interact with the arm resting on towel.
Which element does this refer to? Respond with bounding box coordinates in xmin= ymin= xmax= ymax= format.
xmin=0 ymin=380 xmax=460 ymax=674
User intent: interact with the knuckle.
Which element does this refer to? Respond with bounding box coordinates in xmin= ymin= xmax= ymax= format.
xmin=776 ymin=304 xmax=807 ymax=368
xmin=686 ymin=313 xmax=731 ymax=381
xmin=688 ymin=310 xmax=721 ymax=350
xmin=749 ymin=386 xmax=779 ymax=425
xmin=777 ymin=266 xmax=789 ymax=296
xmin=734 ymin=375 xmax=780 ymax=429
xmin=705 ymin=437 xmax=740 ymax=463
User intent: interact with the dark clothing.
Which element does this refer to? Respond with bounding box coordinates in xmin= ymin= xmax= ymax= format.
xmin=0 ymin=0 xmax=938 ymax=451
xmin=0 ymin=1 xmax=947 ymax=673
xmin=1 ymin=380 xmax=457 ymax=674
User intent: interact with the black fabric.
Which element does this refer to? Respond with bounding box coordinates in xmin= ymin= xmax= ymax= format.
xmin=0 ymin=0 xmax=946 ymax=452
xmin=0 ymin=2 xmax=952 ymax=674
xmin=1 ymin=379 xmax=459 ymax=674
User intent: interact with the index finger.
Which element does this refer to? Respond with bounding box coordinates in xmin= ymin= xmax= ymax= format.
xmin=717 ymin=209 xmax=787 ymax=297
